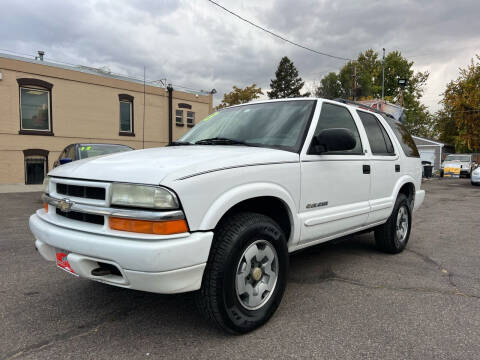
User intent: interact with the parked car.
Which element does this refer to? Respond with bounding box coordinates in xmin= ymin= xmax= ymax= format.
xmin=472 ymin=166 xmax=480 ymax=186
xmin=53 ymin=143 xmax=133 ymax=167
xmin=440 ymin=154 xmax=475 ymax=178
xmin=30 ymin=98 xmax=425 ymax=333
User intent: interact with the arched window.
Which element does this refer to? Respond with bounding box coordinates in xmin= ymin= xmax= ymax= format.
xmin=23 ymin=149 xmax=49 ymax=185
xmin=17 ymin=78 xmax=54 ymax=136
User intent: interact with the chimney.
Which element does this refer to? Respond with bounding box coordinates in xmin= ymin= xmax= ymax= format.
xmin=37 ymin=51 xmax=45 ymax=61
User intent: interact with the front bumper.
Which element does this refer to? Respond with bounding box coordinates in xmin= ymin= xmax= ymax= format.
xmin=29 ymin=212 xmax=213 ymax=294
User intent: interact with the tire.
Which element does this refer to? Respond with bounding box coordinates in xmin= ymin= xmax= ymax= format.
xmin=375 ymin=193 xmax=412 ymax=254
xmin=196 ymin=212 xmax=288 ymax=334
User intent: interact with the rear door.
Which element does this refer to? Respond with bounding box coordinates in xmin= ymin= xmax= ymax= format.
xmin=299 ymin=101 xmax=371 ymax=244
xmin=356 ymin=110 xmax=399 ymax=224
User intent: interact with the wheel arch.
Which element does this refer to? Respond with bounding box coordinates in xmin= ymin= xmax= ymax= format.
xmin=198 ymin=183 xmax=299 ymax=245
xmin=393 ymin=176 xmax=416 ymax=210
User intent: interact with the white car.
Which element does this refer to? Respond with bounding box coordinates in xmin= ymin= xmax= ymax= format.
xmin=441 ymin=154 xmax=474 ymax=178
xmin=472 ymin=166 xmax=480 ymax=185
xmin=29 ymin=98 xmax=425 ymax=333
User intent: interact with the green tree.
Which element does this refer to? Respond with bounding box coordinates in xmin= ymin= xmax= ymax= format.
xmin=316 ymin=49 xmax=433 ymax=138
xmin=268 ymin=57 xmax=310 ymax=99
xmin=216 ymin=84 xmax=263 ymax=110
xmin=314 ymin=72 xmax=344 ymax=99
xmin=438 ymin=55 xmax=480 ymax=152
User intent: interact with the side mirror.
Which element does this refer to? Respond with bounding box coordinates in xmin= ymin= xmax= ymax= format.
xmin=59 ymin=158 xmax=72 ymax=165
xmin=309 ymin=128 xmax=357 ymax=154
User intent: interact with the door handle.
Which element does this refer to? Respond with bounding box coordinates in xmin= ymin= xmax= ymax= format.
xmin=395 ymin=164 xmax=400 ymax=172
xmin=363 ymin=165 xmax=370 ymax=174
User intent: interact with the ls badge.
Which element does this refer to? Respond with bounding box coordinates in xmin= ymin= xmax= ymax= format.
xmin=306 ymin=201 xmax=328 ymax=209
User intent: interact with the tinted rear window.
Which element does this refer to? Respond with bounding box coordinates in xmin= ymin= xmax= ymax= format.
xmin=383 ymin=116 xmax=419 ymax=157
xmin=357 ymin=111 xmax=394 ymax=156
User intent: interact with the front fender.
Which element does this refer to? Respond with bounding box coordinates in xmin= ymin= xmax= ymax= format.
xmin=198 ymin=182 xmax=300 ymax=245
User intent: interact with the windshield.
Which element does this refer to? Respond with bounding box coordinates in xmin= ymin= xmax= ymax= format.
xmin=178 ymin=100 xmax=316 ymax=152
xmin=78 ymin=144 xmax=132 ymax=159
xmin=445 ymin=155 xmax=471 ymax=162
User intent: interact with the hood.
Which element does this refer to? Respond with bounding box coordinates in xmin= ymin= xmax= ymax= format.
xmin=48 ymin=145 xmax=299 ymax=185
xmin=443 ymin=160 xmax=470 ymax=168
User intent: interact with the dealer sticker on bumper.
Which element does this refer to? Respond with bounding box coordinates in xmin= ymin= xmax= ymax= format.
xmin=56 ymin=252 xmax=77 ymax=275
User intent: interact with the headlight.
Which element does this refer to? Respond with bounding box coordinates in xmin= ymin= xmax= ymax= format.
xmin=43 ymin=176 xmax=50 ymax=194
xmin=473 ymin=168 xmax=480 ymax=176
xmin=111 ymin=183 xmax=179 ymax=209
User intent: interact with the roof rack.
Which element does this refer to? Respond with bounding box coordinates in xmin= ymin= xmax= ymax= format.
xmin=333 ymin=98 xmax=396 ymax=120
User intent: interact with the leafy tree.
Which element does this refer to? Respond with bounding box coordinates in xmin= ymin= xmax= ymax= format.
xmin=216 ymin=84 xmax=263 ymax=110
xmin=315 ymin=49 xmax=433 ymax=138
xmin=438 ymin=55 xmax=480 ymax=152
xmin=314 ymin=72 xmax=344 ymax=99
xmin=268 ymin=57 xmax=310 ymax=99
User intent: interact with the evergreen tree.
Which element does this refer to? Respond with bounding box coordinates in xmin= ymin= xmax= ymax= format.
xmin=268 ymin=57 xmax=310 ymax=99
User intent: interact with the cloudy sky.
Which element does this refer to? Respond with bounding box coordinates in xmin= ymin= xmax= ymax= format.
xmin=1 ymin=0 xmax=479 ymax=112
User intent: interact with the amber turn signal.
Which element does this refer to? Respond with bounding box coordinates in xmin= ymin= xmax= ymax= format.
xmin=109 ymin=217 xmax=189 ymax=235
xmin=43 ymin=202 xmax=48 ymax=212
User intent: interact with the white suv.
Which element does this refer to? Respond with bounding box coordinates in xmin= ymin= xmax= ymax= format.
xmin=29 ymin=98 xmax=425 ymax=333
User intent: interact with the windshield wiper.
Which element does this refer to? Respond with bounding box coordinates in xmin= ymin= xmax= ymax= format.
xmin=195 ymin=137 xmax=250 ymax=146
xmin=169 ymin=141 xmax=193 ymax=146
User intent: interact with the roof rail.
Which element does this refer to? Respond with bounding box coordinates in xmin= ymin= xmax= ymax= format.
xmin=333 ymin=98 xmax=396 ymax=120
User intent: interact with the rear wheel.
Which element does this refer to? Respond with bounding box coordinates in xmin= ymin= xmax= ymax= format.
xmin=375 ymin=193 xmax=411 ymax=254
xmin=196 ymin=212 xmax=288 ymax=333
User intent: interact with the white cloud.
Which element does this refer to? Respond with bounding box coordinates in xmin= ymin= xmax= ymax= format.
xmin=1 ymin=0 xmax=479 ymax=111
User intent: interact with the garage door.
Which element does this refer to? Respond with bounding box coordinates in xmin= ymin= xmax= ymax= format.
xmin=419 ymin=148 xmax=435 ymax=166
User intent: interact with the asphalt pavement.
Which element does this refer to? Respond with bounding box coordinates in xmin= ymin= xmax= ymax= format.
xmin=1 ymin=178 xmax=480 ymax=359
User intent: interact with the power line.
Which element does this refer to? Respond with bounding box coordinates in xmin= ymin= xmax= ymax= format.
xmin=206 ymin=0 xmax=353 ymax=61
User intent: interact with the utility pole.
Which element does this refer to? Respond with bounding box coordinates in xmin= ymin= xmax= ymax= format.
xmin=352 ymin=62 xmax=357 ymax=101
xmin=382 ymin=48 xmax=385 ymax=100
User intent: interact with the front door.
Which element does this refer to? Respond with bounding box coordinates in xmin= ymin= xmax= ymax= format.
xmin=299 ymin=102 xmax=371 ymax=244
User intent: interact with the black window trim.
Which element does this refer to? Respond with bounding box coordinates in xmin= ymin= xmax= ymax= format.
xmin=17 ymin=78 xmax=54 ymax=136
xmin=118 ymin=94 xmax=135 ymax=136
xmin=357 ymin=110 xmax=396 ymax=157
xmin=307 ymin=102 xmax=364 ymax=156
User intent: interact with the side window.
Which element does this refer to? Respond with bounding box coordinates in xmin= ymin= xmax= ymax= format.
xmin=312 ymin=103 xmax=363 ymax=155
xmin=379 ymin=121 xmax=395 ymax=154
xmin=66 ymin=146 xmax=76 ymax=160
xmin=186 ymin=111 xmax=195 ymax=127
xmin=357 ymin=111 xmax=394 ymax=156
xmin=176 ymin=110 xmax=184 ymax=125
xmin=384 ymin=116 xmax=420 ymax=157
xmin=118 ymin=94 xmax=134 ymax=135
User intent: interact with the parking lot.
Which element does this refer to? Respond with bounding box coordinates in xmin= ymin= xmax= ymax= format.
xmin=1 ymin=178 xmax=480 ymax=359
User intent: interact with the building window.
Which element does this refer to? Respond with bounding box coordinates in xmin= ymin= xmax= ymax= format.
xmin=17 ymin=78 xmax=53 ymax=136
xmin=176 ymin=109 xmax=184 ymax=126
xmin=118 ymin=94 xmax=134 ymax=136
xmin=186 ymin=111 xmax=195 ymax=127
xmin=23 ymin=149 xmax=49 ymax=185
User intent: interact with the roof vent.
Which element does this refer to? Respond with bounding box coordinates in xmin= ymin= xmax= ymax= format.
xmin=36 ymin=51 xmax=45 ymax=61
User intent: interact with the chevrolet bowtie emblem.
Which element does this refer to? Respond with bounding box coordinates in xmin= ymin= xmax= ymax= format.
xmin=58 ymin=198 xmax=73 ymax=212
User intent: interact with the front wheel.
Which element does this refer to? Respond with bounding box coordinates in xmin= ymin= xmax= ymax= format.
xmin=196 ymin=212 xmax=288 ymax=333
xmin=375 ymin=193 xmax=412 ymax=254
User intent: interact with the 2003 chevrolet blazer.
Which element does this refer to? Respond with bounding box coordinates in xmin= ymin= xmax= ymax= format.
xmin=29 ymin=98 xmax=425 ymax=333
